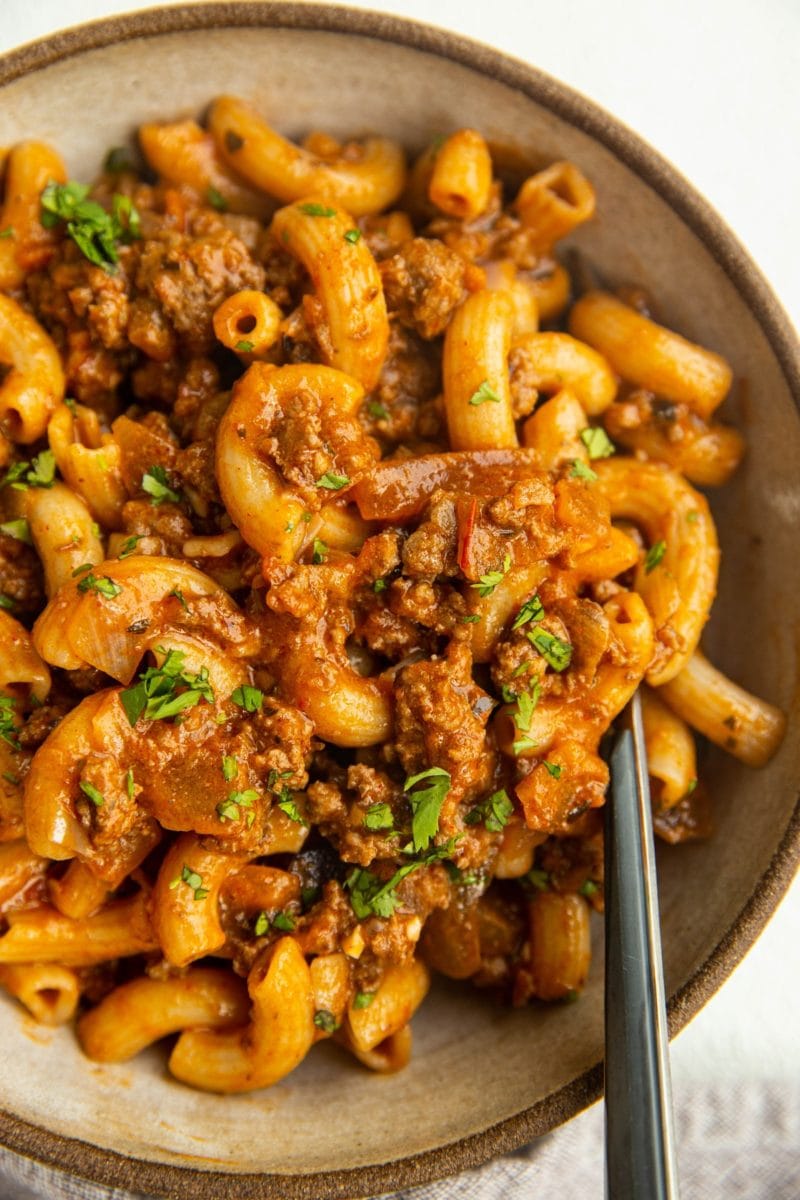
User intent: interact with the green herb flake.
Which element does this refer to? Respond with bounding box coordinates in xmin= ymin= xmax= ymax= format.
xmin=579 ymin=879 xmax=598 ymax=897
xmin=272 ymin=911 xmax=295 ymax=932
xmin=230 ymin=684 xmax=263 ymax=713
xmin=168 ymin=588 xmax=188 ymax=612
xmin=2 ymin=770 xmax=19 ymax=785
xmin=79 ymin=780 xmax=104 ymax=807
xmin=312 ymin=537 xmax=328 ymax=564
xmin=117 ymin=534 xmax=142 ymax=559
xmin=404 ymin=766 xmax=451 ymax=852
xmin=301 ymin=885 xmax=320 ymax=909
xmin=372 ymin=577 xmax=387 ymax=594
xmin=459 ymin=614 xmax=482 ymax=623
xmin=297 ymin=202 xmax=337 ymax=218
xmin=528 ymin=628 xmax=572 ymax=672
xmin=686 ymin=778 xmax=698 ymax=795
xmin=0 ymin=697 xmax=21 ymax=751
xmin=512 ymin=736 xmax=538 ymax=756
xmin=513 ymin=687 xmax=539 ymax=733
xmin=0 ymin=596 xmax=14 ymax=611
xmin=468 ymin=380 xmax=502 ymax=407
xmin=125 ymin=768 xmax=136 ymax=800
xmin=206 ymin=185 xmax=227 ymax=211
xmin=346 ymin=863 xmax=418 ymax=920
xmin=471 ymin=552 xmax=512 ymax=599
xmin=141 ymin=465 xmax=181 ymax=505
xmin=0 ymin=519 xmax=32 ymax=545
xmin=76 ymin=572 xmax=122 ymax=599
xmin=465 ymin=788 xmax=513 ymax=833
xmin=254 ymin=911 xmax=270 ymax=936
xmin=0 ymin=227 xmax=14 ymax=239
xmin=40 ymin=180 xmax=141 ymax=271
xmin=313 ymin=1009 xmax=338 ymax=1034
xmin=235 ymin=339 xmax=254 ymax=352
xmin=277 ymin=795 xmax=307 ymax=825
xmin=353 ymin=991 xmax=374 ymax=1009
xmin=316 ymin=472 xmax=350 ymax=491
xmin=644 ymin=539 xmax=667 ymax=573
xmin=221 ymin=754 xmax=238 ymax=782
xmin=524 ymin=867 xmax=550 ymax=892
xmin=344 ymin=228 xmax=361 ymax=244
xmin=543 ymin=761 xmax=562 ymax=779
xmin=119 ymin=648 xmax=214 ymax=726
xmin=367 ymin=401 xmax=389 ymax=421
xmin=580 ymin=426 xmax=615 ymax=459
xmin=169 ymin=864 xmax=209 ymax=901
xmin=1 ymin=450 xmax=57 ymax=492
xmin=512 ymin=594 xmax=544 ymax=631
xmin=363 ymin=801 xmax=394 ymax=831
xmin=686 ymin=510 xmax=700 ymax=524
xmin=570 ymin=459 xmax=598 ymax=482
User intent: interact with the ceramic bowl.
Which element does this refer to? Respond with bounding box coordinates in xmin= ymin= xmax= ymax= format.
xmin=0 ymin=5 xmax=798 ymax=1198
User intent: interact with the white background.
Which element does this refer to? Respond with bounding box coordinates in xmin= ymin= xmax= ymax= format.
xmin=1 ymin=0 xmax=799 ymax=1132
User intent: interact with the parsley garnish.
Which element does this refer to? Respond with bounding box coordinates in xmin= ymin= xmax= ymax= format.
xmin=367 ymin=401 xmax=389 ymax=420
xmin=0 ymin=227 xmax=14 ymax=239
xmin=468 ymin=380 xmax=502 ymax=406
xmin=41 ymin=181 xmax=140 ymax=271
xmin=512 ymin=735 xmax=538 ymax=756
xmin=316 ymin=472 xmax=350 ymax=491
xmin=513 ymin=685 xmax=540 ymax=733
xmin=313 ymin=1010 xmax=338 ymax=1034
xmin=2 ymin=771 xmax=19 ymax=785
xmin=523 ymin=867 xmax=550 ymax=891
xmin=119 ymin=648 xmax=214 ymax=726
xmin=1 ymin=450 xmax=56 ymax=491
xmin=117 ymin=535 xmax=141 ymax=559
xmin=254 ymin=911 xmax=270 ymax=936
xmin=344 ymin=228 xmax=361 ymax=244
xmin=579 ymin=879 xmax=598 ymax=896
xmin=644 ymin=540 xmax=667 ymax=573
xmin=297 ymin=202 xmax=337 ymax=218
xmin=76 ymin=573 xmax=122 ymax=599
xmin=686 ymin=511 xmax=699 ymax=524
xmin=465 ymin=788 xmax=513 ymax=833
xmin=272 ymin=911 xmax=295 ymax=932
xmin=206 ymin=186 xmax=227 ymax=211
xmin=353 ymin=991 xmax=375 ymax=1009
xmin=363 ymin=802 xmax=394 ymax=831
xmin=277 ymin=795 xmax=307 ymax=824
xmin=570 ymin=460 xmax=598 ymax=482
xmin=312 ymin=538 xmax=328 ymax=564
xmin=170 ymin=865 xmax=209 ymax=901
xmin=230 ymin=684 xmax=263 ymax=712
xmin=0 ymin=519 xmax=31 ymax=545
xmin=543 ymin=761 xmax=562 ymax=778
xmin=235 ymin=339 xmax=254 ymax=352
xmin=125 ymin=768 xmax=135 ymax=799
xmin=460 ymin=614 xmax=481 ymax=623
xmin=141 ymin=465 xmax=181 ymax=505
xmin=471 ymin=552 xmax=511 ymax=598
xmin=404 ymin=766 xmax=451 ymax=852
xmin=221 ymin=754 xmax=238 ymax=782
xmin=528 ymin=628 xmax=572 ymax=672
xmin=0 ymin=697 xmax=20 ymax=751
xmin=0 ymin=596 xmax=14 ymax=611
xmin=580 ymin=427 xmax=615 ymax=459
xmin=372 ymin=578 xmax=387 ymax=594
xmin=78 ymin=780 xmax=104 ymax=807
xmin=346 ymin=863 xmax=419 ymax=919
xmin=217 ymin=788 xmax=258 ymax=824
xmin=512 ymin=594 xmax=544 ymax=631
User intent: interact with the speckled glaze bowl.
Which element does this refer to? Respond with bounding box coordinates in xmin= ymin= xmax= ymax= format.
xmin=0 ymin=5 xmax=798 ymax=1198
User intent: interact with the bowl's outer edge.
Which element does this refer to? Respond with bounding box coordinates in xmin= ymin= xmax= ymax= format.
xmin=0 ymin=4 xmax=798 ymax=1198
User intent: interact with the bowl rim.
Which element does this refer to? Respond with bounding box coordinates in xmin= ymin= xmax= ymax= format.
xmin=0 ymin=3 xmax=798 ymax=1197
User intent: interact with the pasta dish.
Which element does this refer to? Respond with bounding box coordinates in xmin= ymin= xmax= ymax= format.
xmin=0 ymin=99 xmax=786 ymax=1091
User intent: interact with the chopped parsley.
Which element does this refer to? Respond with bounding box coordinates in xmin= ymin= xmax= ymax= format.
xmin=78 ymin=780 xmax=104 ymax=807
xmin=41 ymin=181 xmax=140 ymax=271
xmin=217 ymin=788 xmax=258 ymax=824
xmin=312 ymin=538 xmax=328 ymax=564
xmin=346 ymin=863 xmax=419 ymax=919
xmin=459 ymin=614 xmax=482 ymax=624
xmin=168 ymin=588 xmax=188 ymax=612
xmin=543 ymin=761 xmax=562 ymax=779
xmin=0 ymin=596 xmax=14 ymax=611
xmin=2 ymin=771 xmax=19 ymax=786
xmin=468 ymin=380 xmax=502 ymax=406
xmin=0 ymin=519 xmax=32 ymax=544
xmin=523 ymin=867 xmax=550 ymax=891
xmin=465 ymin=788 xmax=513 ymax=833
xmin=579 ymin=879 xmax=598 ymax=897
xmin=363 ymin=802 xmax=394 ymax=831
xmin=0 ymin=227 xmax=14 ymax=239
xmin=513 ymin=686 xmax=540 ymax=733
xmin=119 ymin=648 xmax=214 ymax=726
xmin=76 ymin=573 xmax=122 ymax=599
xmin=235 ymin=339 xmax=254 ymax=352
xmin=230 ymin=684 xmax=263 ymax=712
xmin=471 ymin=552 xmax=511 ymax=598
xmin=254 ymin=911 xmax=270 ymax=936
xmin=1 ymin=450 xmax=57 ymax=491
xmin=512 ymin=735 xmax=538 ymax=756
xmin=169 ymin=865 xmax=209 ymax=901
xmin=141 ymin=465 xmax=181 ymax=505
xmin=644 ymin=539 xmax=667 ymax=573
xmin=403 ymin=766 xmax=451 ymax=852
xmin=342 ymin=227 xmax=362 ymax=245
xmin=313 ymin=1009 xmax=338 ymax=1034
xmin=528 ymin=628 xmax=572 ymax=672
xmin=117 ymin=534 xmax=142 ymax=559
xmin=686 ymin=778 xmax=698 ymax=795
xmin=297 ymin=202 xmax=337 ymax=218
xmin=125 ymin=768 xmax=136 ymax=799
xmin=206 ymin=185 xmax=227 ymax=211
xmin=316 ymin=472 xmax=350 ymax=491
xmin=272 ymin=911 xmax=295 ymax=932
xmin=277 ymin=795 xmax=307 ymax=825
xmin=512 ymin=594 xmax=544 ymax=631
xmin=372 ymin=578 xmax=388 ymax=594
xmin=352 ymin=991 xmax=375 ymax=1010
xmin=570 ymin=459 xmax=598 ymax=482
xmin=221 ymin=754 xmax=238 ymax=782
xmin=367 ymin=401 xmax=389 ymax=420
xmin=0 ymin=697 xmax=21 ymax=751
xmin=580 ymin=426 xmax=615 ymax=459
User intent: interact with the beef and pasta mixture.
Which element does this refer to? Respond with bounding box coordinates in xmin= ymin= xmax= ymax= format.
xmin=0 ymin=98 xmax=785 ymax=1091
